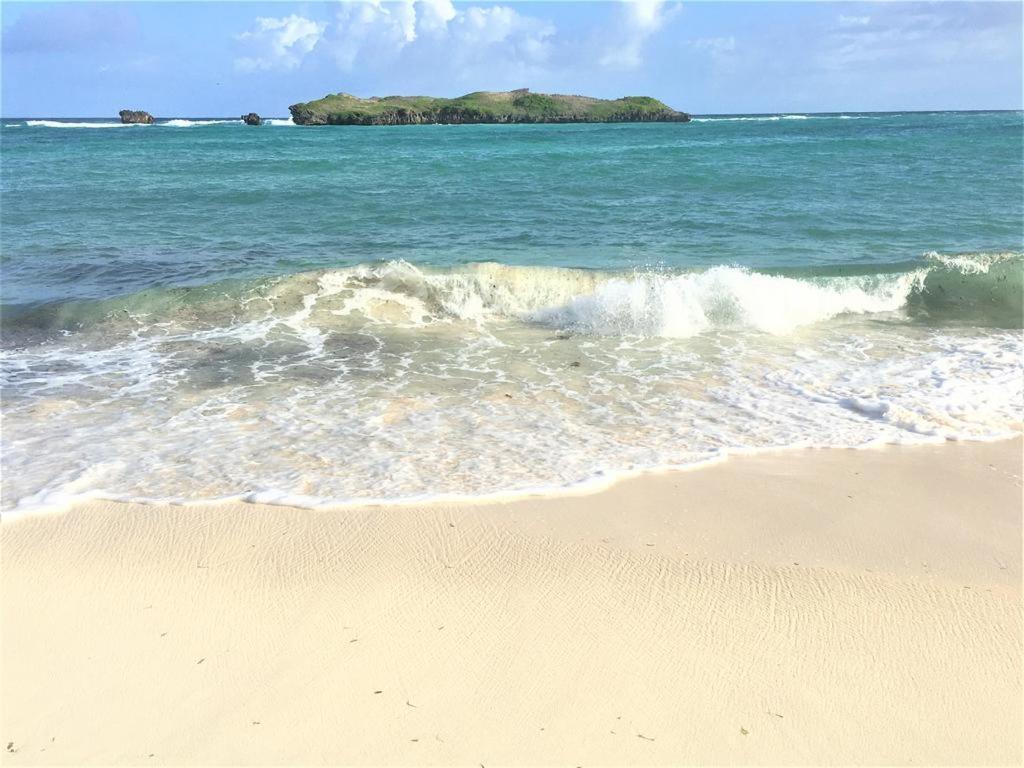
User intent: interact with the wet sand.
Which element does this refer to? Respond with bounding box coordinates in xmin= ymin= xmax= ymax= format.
xmin=2 ymin=439 xmax=1020 ymax=765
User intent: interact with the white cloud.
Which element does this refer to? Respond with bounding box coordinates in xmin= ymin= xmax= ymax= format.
xmin=456 ymin=6 xmax=530 ymax=46
xmin=600 ymin=0 xmax=680 ymax=70
xmin=838 ymin=15 xmax=871 ymax=28
xmin=683 ymin=35 xmax=738 ymax=77
xmin=629 ymin=0 xmax=673 ymax=33
xmin=325 ymin=1 xmax=417 ymax=70
xmin=688 ymin=36 xmax=736 ymax=55
xmin=821 ymin=6 xmax=1017 ymax=71
xmin=447 ymin=6 xmax=554 ymax=70
xmin=417 ymin=0 xmax=457 ymax=36
xmin=235 ymin=0 xmax=554 ymax=80
xmin=3 ymin=5 xmax=139 ymax=54
xmin=235 ymin=15 xmax=326 ymax=72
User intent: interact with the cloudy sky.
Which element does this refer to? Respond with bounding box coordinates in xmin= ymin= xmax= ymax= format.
xmin=2 ymin=1 xmax=1021 ymax=116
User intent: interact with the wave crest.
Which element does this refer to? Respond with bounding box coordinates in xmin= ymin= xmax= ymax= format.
xmin=532 ymin=267 xmax=923 ymax=336
xmin=161 ymin=119 xmax=241 ymax=127
xmin=279 ymin=252 xmax=1020 ymax=336
xmin=25 ymin=120 xmax=144 ymax=129
xmin=6 ymin=252 xmax=1020 ymax=340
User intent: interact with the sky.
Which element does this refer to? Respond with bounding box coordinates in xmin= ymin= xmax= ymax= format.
xmin=1 ymin=1 xmax=1021 ymax=116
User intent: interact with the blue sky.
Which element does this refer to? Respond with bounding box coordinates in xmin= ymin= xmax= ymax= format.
xmin=2 ymin=1 xmax=1021 ymax=116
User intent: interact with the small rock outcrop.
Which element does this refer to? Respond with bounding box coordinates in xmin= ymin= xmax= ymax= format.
xmin=241 ymin=113 xmax=262 ymax=126
xmin=119 ymin=109 xmax=154 ymax=124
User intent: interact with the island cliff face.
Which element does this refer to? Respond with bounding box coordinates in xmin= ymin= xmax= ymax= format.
xmin=119 ymin=110 xmax=154 ymax=124
xmin=289 ymin=89 xmax=690 ymax=126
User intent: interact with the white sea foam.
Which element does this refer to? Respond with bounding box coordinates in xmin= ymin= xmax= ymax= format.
xmin=529 ymin=267 xmax=924 ymax=337
xmin=692 ymin=115 xmax=790 ymax=123
xmin=692 ymin=114 xmax=873 ymax=123
xmin=22 ymin=119 xmax=244 ymax=129
xmin=692 ymin=116 xmax=782 ymax=123
xmin=25 ymin=120 xmax=145 ymax=128
xmin=264 ymin=261 xmax=927 ymax=337
xmin=4 ymin=322 xmax=1019 ymax=518
xmin=266 ymin=118 xmax=296 ymax=126
xmin=161 ymin=119 xmax=242 ymax=127
xmin=924 ymin=250 xmax=1020 ymax=275
xmin=2 ymin=258 xmax=1021 ymax=517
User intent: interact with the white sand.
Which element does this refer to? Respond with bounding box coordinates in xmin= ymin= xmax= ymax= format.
xmin=2 ymin=439 xmax=1021 ymax=765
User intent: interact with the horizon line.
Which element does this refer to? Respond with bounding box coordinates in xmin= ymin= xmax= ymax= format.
xmin=4 ymin=108 xmax=1023 ymax=120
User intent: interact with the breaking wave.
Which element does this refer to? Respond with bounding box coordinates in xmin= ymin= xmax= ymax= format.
xmin=160 ymin=119 xmax=242 ymax=127
xmin=7 ymin=251 xmax=1020 ymax=340
xmin=530 ymin=267 xmax=920 ymax=336
xmin=20 ymin=119 xmax=245 ymax=129
xmin=24 ymin=120 xmax=146 ymax=129
xmin=692 ymin=114 xmax=875 ymax=123
xmin=2 ymin=251 xmax=1020 ymax=515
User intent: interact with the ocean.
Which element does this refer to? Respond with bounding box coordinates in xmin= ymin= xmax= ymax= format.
xmin=1 ymin=111 xmax=1021 ymax=512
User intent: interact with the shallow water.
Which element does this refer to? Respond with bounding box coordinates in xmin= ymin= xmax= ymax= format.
xmin=1 ymin=112 xmax=1022 ymax=512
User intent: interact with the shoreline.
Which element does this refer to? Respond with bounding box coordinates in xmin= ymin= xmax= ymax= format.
xmin=2 ymin=439 xmax=1021 ymax=764
xmin=6 ymin=432 xmax=1021 ymax=521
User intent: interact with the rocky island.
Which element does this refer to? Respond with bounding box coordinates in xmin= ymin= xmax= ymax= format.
xmin=119 ymin=109 xmax=154 ymax=124
xmin=289 ymin=89 xmax=690 ymax=125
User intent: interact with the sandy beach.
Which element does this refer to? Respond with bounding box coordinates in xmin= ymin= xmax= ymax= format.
xmin=2 ymin=438 xmax=1021 ymax=766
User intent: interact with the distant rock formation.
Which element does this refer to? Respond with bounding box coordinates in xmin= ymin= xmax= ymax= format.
xmin=241 ymin=113 xmax=262 ymax=126
xmin=119 ymin=110 xmax=154 ymax=124
xmin=289 ymin=89 xmax=691 ymax=126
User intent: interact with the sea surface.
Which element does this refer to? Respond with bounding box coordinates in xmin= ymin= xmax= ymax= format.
xmin=1 ymin=111 xmax=1022 ymax=513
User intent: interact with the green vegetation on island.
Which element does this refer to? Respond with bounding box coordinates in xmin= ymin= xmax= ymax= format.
xmin=288 ymin=89 xmax=690 ymax=125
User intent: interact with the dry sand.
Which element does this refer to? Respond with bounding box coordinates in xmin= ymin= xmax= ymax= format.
xmin=2 ymin=439 xmax=1021 ymax=765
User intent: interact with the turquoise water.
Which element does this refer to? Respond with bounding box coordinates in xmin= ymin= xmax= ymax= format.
xmin=1 ymin=112 xmax=1022 ymax=512
xmin=2 ymin=111 xmax=1021 ymax=307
